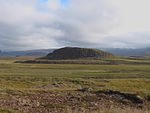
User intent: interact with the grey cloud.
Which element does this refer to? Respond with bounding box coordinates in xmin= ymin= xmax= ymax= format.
xmin=0 ymin=0 xmax=150 ymax=51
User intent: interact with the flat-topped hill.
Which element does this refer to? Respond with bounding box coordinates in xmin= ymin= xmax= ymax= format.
xmin=43 ymin=47 xmax=116 ymax=60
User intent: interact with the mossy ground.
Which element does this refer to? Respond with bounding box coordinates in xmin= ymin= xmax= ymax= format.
xmin=0 ymin=56 xmax=149 ymax=113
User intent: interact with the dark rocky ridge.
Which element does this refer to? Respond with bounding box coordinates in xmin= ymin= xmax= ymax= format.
xmin=43 ymin=47 xmax=116 ymax=60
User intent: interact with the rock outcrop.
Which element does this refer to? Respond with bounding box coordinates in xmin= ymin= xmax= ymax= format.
xmin=43 ymin=47 xmax=116 ymax=60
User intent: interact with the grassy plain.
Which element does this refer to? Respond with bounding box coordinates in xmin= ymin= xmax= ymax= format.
xmin=0 ymin=56 xmax=149 ymax=113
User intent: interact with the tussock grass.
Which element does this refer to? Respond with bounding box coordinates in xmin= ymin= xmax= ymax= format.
xmin=66 ymin=107 xmax=150 ymax=113
xmin=0 ymin=57 xmax=149 ymax=113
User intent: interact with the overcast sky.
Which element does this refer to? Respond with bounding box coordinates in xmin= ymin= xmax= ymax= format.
xmin=0 ymin=0 xmax=150 ymax=51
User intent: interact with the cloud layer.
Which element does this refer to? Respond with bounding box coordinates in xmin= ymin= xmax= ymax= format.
xmin=0 ymin=0 xmax=150 ymax=50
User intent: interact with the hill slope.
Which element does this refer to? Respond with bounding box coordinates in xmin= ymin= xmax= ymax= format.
xmin=43 ymin=47 xmax=116 ymax=60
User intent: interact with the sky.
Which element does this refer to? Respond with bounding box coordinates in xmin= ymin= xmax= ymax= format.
xmin=0 ymin=0 xmax=150 ymax=51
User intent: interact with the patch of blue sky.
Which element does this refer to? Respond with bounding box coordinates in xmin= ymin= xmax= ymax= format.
xmin=38 ymin=0 xmax=68 ymax=5
xmin=37 ymin=0 xmax=48 ymax=12
xmin=60 ymin=0 xmax=69 ymax=6
xmin=37 ymin=0 xmax=69 ymax=11
xmin=38 ymin=0 xmax=48 ymax=3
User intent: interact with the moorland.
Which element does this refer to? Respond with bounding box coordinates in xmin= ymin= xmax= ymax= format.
xmin=0 ymin=54 xmax=149 ymax=113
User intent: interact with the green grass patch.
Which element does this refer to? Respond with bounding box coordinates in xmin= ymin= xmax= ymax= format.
xmin=0 ymin=56 xmax=149 ymax=97
xmin=0 ymin=109 xmax=20 ymax=113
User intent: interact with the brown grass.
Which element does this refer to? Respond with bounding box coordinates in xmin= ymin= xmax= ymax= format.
xmin=65 ymin=107 xmax=150 ymax=113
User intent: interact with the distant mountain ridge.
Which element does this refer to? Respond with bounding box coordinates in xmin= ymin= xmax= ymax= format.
xmin=102 ymin=48 xmax=150 ymax=56
xmin=0 ymin=47 xmax=150 ymax=56
xmin=0 ymin=49 xmax=55 ymax=56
